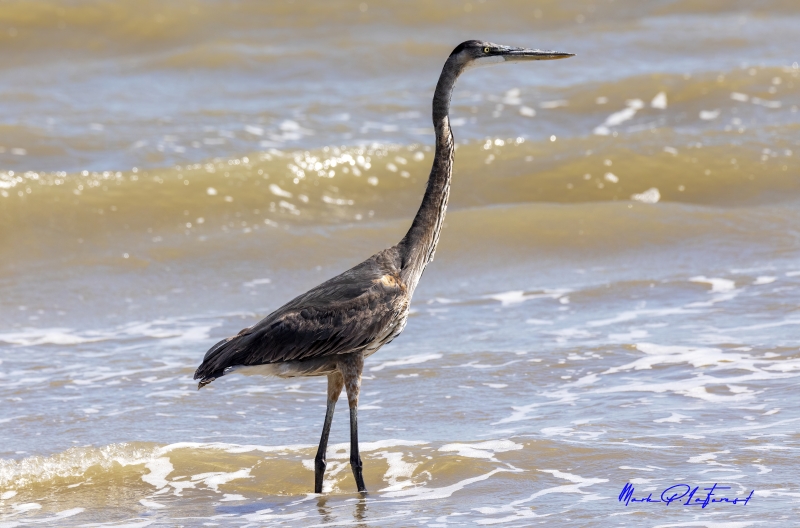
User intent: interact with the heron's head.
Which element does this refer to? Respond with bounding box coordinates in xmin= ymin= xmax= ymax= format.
xmin=450 ymin=40 xmax=574 ymax=72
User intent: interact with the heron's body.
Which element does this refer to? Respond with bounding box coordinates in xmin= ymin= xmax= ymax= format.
xmin=194 ymin=40 xmax=573 ymax=493
xmin=204 ymin=247 xmax=412 ymax=381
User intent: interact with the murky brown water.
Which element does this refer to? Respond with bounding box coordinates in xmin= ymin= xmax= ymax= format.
xmin=2 ymin=0 xmax=800 ymax=526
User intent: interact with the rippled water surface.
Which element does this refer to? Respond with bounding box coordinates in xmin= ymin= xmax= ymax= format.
xmin=2 ymin=0 xmax=800 ymax=526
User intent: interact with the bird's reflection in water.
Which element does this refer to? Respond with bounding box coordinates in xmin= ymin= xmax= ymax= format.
xmin=354 ymin=496 xmax=368 ymax=526
xmin=315 ymin=495 xmax=369 ymax=526
xmin=316 ymin=496 xmax=333 ymax=524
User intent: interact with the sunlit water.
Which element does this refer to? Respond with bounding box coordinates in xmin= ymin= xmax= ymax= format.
xmin=1 ymin=1 xmax=800 ymax=526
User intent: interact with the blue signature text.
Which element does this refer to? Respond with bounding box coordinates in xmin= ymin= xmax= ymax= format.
xmin=619 ymin=483 xmax=754 ymax=508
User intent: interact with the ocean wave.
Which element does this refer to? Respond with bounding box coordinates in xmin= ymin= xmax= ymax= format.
xmin=2 ymin=124 xmax=798 ymax=249
xmin=2 ymin=0 xmax=799 ymax=57
xmin=0 ymin=438 xmax=518 ymax=496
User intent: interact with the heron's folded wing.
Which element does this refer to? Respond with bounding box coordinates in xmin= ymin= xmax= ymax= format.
xmin=194 ymin=247 xmax=407 ymax=380
xmin=240 ymin=283 xmax=404 ymax=365
xmin=194 ymin=272 xmax=406 ymax=378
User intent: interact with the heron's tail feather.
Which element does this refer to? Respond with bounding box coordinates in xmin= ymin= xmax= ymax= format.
xmin=194 ymin=336 xmax=242 ymax=387
xmin=197 ymin=370 xmax=224 ymax=390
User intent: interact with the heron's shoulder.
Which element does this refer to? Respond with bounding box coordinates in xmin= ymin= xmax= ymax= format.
xmin=264 ymin=246 xmax=405 ymax=315
xmin=309 ymin=246 xmax=403 ymax=290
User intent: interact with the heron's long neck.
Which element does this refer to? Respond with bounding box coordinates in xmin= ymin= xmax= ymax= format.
xmin=398 ymin=58 xmax=461 ymax=293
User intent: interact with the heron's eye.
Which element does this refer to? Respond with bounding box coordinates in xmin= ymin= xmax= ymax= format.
xmin=483 ymin=47 xmax=490 ymax=53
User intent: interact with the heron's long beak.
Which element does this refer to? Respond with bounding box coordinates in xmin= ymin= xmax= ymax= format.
xmin=502 ymin=48 xmax=574 ymax=61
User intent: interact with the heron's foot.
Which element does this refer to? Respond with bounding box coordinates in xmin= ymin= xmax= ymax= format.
xmin=314 ymin=457 xmax=327 ymax=494
xmin=350 ymin=456 xmax=367 ymax=493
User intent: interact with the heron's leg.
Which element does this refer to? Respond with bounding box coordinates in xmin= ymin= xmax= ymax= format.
xmin=348 ymin=404 xmax=367 ymax=493
xmin=315 ymin=372 xmax=344 ymax=493
xmin=340 ymin=352 xmax=367 ymax=493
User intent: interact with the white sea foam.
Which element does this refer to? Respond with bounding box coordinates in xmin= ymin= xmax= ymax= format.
xmin=651 ymin=92 xmax=668 ymax=109
xmin=438 ymin=440 xmax=522 ymax=461
xmin=242 ymin=278 xmax=272 ymax=287
xmin=375 ymin=451 xmax=423 ymax=492
xmin=0 ymin=328 xmax=108 ymax=346
xmin=539 ymin=427 xmax=605 ymax=440
xmin=653 ymin=413 xmax=692 ymax=423
xmin=453 ymin=359 xmax=522 ymax=370
xmin=594 ymin=99 xmax=644 ymax=135
xmin=652 ymin=521 xmax=758 ymax=528
xmin=587 ymin=342 xmax=800 ymax=401
xmin=525 ymin=318 xmax=553 ymax=325
xmin=381 ymin=468 xmax=514 ymax=502
xmin=323 ymin=439 xmax=427 ymax=458
xmin=0 ymin=507 xmax=84 ymax=526
xmin=687 ymin=450 xmax=729 ymax=464
xmin=369 ymin=353 xmax=442 ymax=372
xmin=690 ymin=276 xmax=736 ymax=293
xmin=603 ymin=343 xmax=744 ymax=374
xmin=145 ymin=389 xmax=194 ymax=399
xmin=190 ymin=469 xmax=252 ymax=492
xmin=488 ymin=290 xmax=527 ymax=305
xmin=474 ymin=468 xmax=609 ymax=525
xmin=139 ymin=499 xmax=166 ymax=509
xmin=474 ymin=507 xmax=544 ymax=525
xmin=241 ymin=510 xmax=309 ymax=522
xmin=220 ymin=494 xmax=246 ymax=501
xmin=141 ymin=458 xmax=173 ymax=489
xmin=586 ymin=307 xmax=690 ymax=327
xmin=0 ymin=317 xmax=217 ymax=348
xmin=493 ymin=393 xmax=579 ymax=425
xmin=753 ymin=276 xmax=776 ymax=285
xmin=486 ymin=289 xmax=569 ymax=307
xmin=359 ymin=399 xmax=383 ymax=410
xmin=12 ymin=502 xmax=41 ymax=512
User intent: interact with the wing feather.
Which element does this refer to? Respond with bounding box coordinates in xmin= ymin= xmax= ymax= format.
xmin=194 ymin=248 xmax=407 ymax=381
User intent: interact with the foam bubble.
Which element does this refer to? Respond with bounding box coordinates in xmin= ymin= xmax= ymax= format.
xmin=631 ymin=187 xmax=660 ymax=204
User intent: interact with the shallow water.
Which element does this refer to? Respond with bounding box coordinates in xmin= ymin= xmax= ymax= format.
xmin=2 ymin=0 xmax=800 ymax=526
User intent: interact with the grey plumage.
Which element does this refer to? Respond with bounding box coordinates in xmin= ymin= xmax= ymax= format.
xmin=194 ymin=40 xmax=573 ymax=493
xmin=196 ymin=248 xmax=408 ymax=381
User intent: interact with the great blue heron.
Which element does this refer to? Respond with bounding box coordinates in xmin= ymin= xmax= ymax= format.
xmin=194 ymin=40 xmax=574 ymax=494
